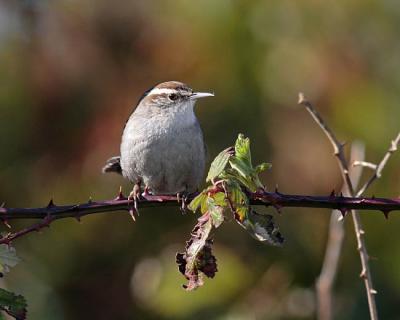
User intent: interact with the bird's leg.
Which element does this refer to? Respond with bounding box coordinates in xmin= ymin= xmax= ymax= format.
xmin=177 ymin=190 xmax=190 ymax=214
xmin=128 ymin=181 xmax=141 ymax=221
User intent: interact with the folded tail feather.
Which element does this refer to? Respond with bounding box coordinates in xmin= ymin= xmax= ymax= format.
xmin=102 ymin=156 xmax=122 ymax=174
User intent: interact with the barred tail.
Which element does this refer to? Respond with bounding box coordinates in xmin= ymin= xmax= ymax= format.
xmin=102 ymin=156 xmax=122 ymax=175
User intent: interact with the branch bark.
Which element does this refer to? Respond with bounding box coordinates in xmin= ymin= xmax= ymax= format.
xmin=298 ymin=93 xmax=382 ymax=320
xmin=1 ymin=190 xmax=400 ymax=245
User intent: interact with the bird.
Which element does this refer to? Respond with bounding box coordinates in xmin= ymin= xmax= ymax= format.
xmin=102 ymin=81 xmax=213 ymax=213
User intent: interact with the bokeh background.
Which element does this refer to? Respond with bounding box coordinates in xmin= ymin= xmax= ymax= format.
xmin=1 ymin=1 xmax=400 ymax=319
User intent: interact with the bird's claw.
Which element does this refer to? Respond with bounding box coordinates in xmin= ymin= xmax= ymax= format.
xmin=128 ymin=183 xmax=141 ymax=221
xmin=177 ymin=192 xmax=189 ymax=214
xmin=142 ymin=186 xmax=151 ymax=197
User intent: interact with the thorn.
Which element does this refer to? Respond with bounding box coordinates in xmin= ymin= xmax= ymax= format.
xmin=88 ymin=197 xmax=92 ymax=204
xmin=0 ymin=202 xmax=5 ymax=208
xmin=329 ymin=190 xmax=335 ymax=197
xmin=382 ymin=210 xmax=390 ymax=220
xmin=43 ymin=215 xmax=52 ymax=227
xmin=298 ymin=92 xmax=305 ymax=104
xmin=2 ymin=219 xmax=11 ymax=229
xmin=75 ymin=215 xmax=81 ymax=223
xmin=370 ymin=289 xmax=378 ymax=295
xmin=359 ymin=229 xmax=365 ymax=235
xmin=116 ymin=186 xmax=125 ymax=200
xmin=360 ymin=269 xmax=367 ymax=279
xmin=339 ymin=192 xmax=344 ymax=198
xmin=47 ymin=199 xmax=55 ymax=208
xmin=273 ymin=204 xmax=282 ymax=214
xmin=1 ymin=234 xmax=11 ymax=246
xmin=339 ymin=208 xmax=347 ymax=218
xmin=275 ymin=184 xmax=279 ymax=194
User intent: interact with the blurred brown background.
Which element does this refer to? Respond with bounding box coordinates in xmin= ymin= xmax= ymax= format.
xmin=1 ymin=0 xmax=400 ymax=319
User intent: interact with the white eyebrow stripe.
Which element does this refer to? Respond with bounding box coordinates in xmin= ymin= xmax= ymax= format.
xmin=148 ymin=88 xmax=178 ymax=95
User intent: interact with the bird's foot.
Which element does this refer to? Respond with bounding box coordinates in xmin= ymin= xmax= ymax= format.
xmin=142 ymin=186 xmax=151 ymax=197
xmin=177 ymin=192 xmax=190 ymax=214
xmin=128 ymin=183 xmax=141 ymax=221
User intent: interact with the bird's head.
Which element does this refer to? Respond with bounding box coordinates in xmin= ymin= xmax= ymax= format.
xmin=135 ymin=81 xmax=214 ymax=116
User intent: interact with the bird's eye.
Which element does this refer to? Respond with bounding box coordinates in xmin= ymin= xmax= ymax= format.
xmin=169 ymin=93 xmax=179 ymax=101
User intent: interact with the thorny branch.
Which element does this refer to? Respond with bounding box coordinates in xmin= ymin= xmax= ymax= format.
xmin=298 ymin=93 xmax=399 ymax=320
xmin=1 ymin=190 xmax=400 ymax=245
xmin=316 ymin=142 xmax=365 ymax=320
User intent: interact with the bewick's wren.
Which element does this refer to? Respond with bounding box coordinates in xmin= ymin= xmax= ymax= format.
xmin=103 ymin=81 xmax=213 ymax=203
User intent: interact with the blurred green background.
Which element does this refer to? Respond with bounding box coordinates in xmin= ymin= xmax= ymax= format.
xmin=1 ymin=0 xmax=400 ymax=319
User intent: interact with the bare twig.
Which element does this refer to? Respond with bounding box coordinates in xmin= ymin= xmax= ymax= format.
xmin=298 ymin=93 xmax=354 ymax=195
xmin=1 ymin=190 xmax=400 ymax=245
xmin=0 ymin=215 xmax=54 ymax=245
xmin=353 ymin=161 xmax=377 ymax=171
xmin=357 ymin=133 xmax=400 ymax=196
xmin=299 ymin=93 xmax=378 ymax=320
xmin=316 ymin=142 xmax=365 ymax=320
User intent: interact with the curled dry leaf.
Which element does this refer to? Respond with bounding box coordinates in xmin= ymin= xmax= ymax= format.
xmin=237 ymin=209 xmax=284 ymax=246
xmin=176 ymin=213 xmax=217 ymax=290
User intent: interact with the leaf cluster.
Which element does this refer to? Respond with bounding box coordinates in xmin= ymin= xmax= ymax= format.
xmin=0 ymin=244 xmax=27 ymax=319
xmin=177 ymin=134 xmax=283 ymax=290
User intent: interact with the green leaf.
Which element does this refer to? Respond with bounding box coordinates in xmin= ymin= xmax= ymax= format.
xmin=226 ymin=162 xmax=258 ymax=191
xmin=236 ymin=205 xmax=249 ymax=223
xmin=229 ymin=134 xmax=267 ymax=191
xmin=0 ymin=245 xmax=20 ymax=275
xmin=210 ymin=208 xmax=224 ymax=228
xmin=228 ymin=181 xmax=248 ymax=206
xmin=229 ymin=157 xmax=252 ymax=179
xmin=225 ymin=181 xmax=249 ymax=221
xmin=200 ymin=196 xmax=209 ymax=214
xmin=219 ymin=171 xmax=251 ymax=191
xmin=206 ymin=197 xmax=224 ymax=228
xmin=0 ymin=288 xmax=27 ymax=319
xmin=206 ymin=147 xmax=233 ymax=182
xmin=235 ymin=134 xmax=251 ymax=166
xmin=238 ymin=209 xmax=284 ymax=246
xmin=188 ymin=192 xmax=207 ymax=213
xmin=255 ymin=162 xmax=272 ymax=173
xmin=212 ymin=192 xmax=227 ymax=207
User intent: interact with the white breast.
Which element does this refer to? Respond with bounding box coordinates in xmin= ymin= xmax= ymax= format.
xmin=119 ymin=100 xmax=205 ymax=194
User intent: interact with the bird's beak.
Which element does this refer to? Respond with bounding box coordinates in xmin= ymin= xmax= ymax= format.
xmin=190 ymin=92 xmax=215 ymax=100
